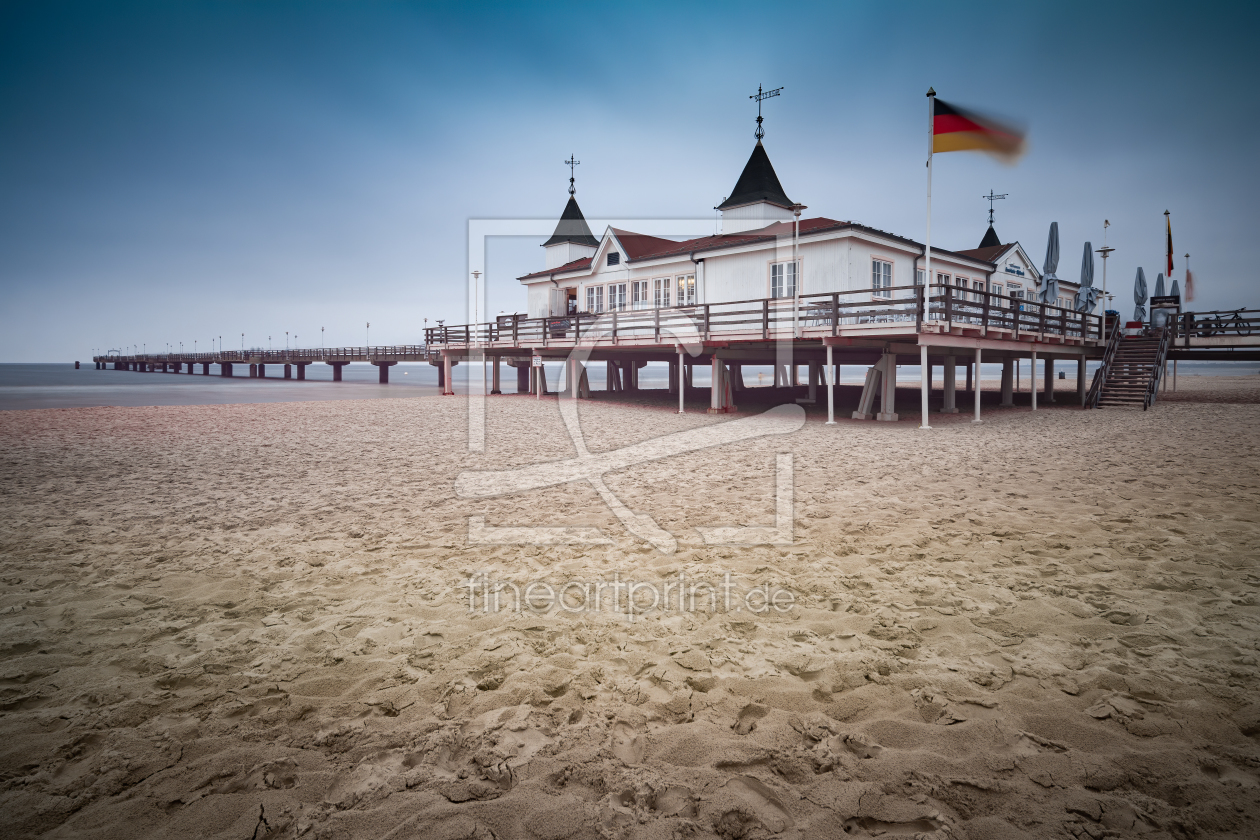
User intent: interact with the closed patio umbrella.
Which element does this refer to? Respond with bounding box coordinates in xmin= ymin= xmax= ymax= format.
xmin=1170 ymin=277 xmax=1181 ymax=298
xmin=1133 ymin=267 xmax=1148 ymax=322
xmin=1154 ymin=272 xmax=1166 ymax=298
xmin=1074 ymin=241 xmax=1098 ymax=313
xmin=1039 ymin=221 xmax=1060 ymax=304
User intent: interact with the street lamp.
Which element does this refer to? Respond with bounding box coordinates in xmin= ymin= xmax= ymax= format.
xmin=1096 ymin=220 xmax=1115 ymax=339
xmin=790 ymin=204 xmax=806 ymax=339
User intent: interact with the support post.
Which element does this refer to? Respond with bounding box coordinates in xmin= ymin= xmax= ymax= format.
xmin=965 ymin=361 xmax=972 ymax=393
xmin=220 ymin=363 xmax=233 ymax=377
xmin=807 ymin=361 xmax=818 ymax=402
xmin=202 ymin=363 xmax=210 ymax=375
xmin=283 ymin=364 xmax=292 ymax=380
xmin=853 ymin=357 xmax=883 ymax=420
xmin=516 ymin=362 xmax=529 ymax=393
xmin=942 ymin=355 xmax=957 ymax=413
xmin=249 ymin=363 xmax=258 ymax=378
xmin=490 ymin=357 xmax=501 ymax=394
xmin=329 ymin=361 xmax=347 ymax=382
xmin=1031 ymin=352 xmax=1038 ymax=411
xmin=374 ymin=361 xmax=396 ymax=383
xmin=258 ymin=364 xmax=266 ymax=378
xmin=1045 ymin=356 xmax=1055 ymax=402
xmin=825 ymin=344 xmax=835 ymax=425
xmin=296 ymin=363 xmax=306 ymax=380
xmin=1000 ymin=358 xmax=1014 ymax=406
xmin=878 ymin=354 xmax=899 ymax=422
xmin=1077 ymin=357 xmax=1086 ymax=406
xmin=972 ymin=347 xmax=982 ymax=423
xmin=442 ymin=354 xmax=454 ymax=395
xmin=678 ymin=348 xmax=685 ymax=413
xmin=918 ymin=346 xmax=931 ymax=428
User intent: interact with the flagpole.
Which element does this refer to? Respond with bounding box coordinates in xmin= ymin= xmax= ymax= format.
xmin=920 ymin=88 xmax=935 ymax=431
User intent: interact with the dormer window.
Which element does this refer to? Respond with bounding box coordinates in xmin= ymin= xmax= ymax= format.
xmin=607 ymin=252 xmax=620 ymax=266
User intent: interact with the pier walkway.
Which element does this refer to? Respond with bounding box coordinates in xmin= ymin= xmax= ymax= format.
xmin=90 ymin=289 xmax=1260 ymax=422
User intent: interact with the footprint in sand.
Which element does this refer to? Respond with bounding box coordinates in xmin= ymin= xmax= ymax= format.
xmin=610 ymin=721 xmax=645 ymax=765
xmin=717 ymin=776 xmax=795 ymax=834
xmin=732 ymin=703 xmax=769 ymax=735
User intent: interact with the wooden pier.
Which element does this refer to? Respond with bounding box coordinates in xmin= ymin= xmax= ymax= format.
xmin=90 ymin=292 xmax=1260 ymax=420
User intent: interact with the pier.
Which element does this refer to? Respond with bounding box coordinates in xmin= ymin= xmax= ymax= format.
xmin=91 ymin=292 xmax=1260 ymax=420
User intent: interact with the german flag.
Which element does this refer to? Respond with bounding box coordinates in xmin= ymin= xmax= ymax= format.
xmin=933 ymin=99 xmax=1026 ymax=160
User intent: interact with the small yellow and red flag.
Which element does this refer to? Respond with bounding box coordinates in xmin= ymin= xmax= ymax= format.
xmin=932 ymin=99 xmax=1026 ymax=161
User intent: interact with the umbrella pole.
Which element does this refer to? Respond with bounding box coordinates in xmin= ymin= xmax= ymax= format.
xmin=920 ymin=90 xmax=935 ymax=432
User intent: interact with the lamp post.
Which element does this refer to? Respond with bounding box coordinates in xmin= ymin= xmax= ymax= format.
xmin=366 ymin=322 xmax=370 ymax=350
xmin=790 ymin=204 xmax=806 ymax=339
xmin=1096 ymin=220 xmax=1114 ymax=339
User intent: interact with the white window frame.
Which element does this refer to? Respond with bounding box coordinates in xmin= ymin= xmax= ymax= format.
xmin=652 ymin=277 xmax=671 ymax=308
xmin=771 ymin=259 xmax=799 ymax=299
xmin=676 ymin=274 xmax=695 ymax=307
xmin=607 ymin=283 xmax=627 ymax=311
xmin=632 ymin=279 xmax=650 ymax=310
xmin=585 ymin=284 xmax=604 ymax=313
xmin=871 ymin=259 xmax=892 ymax=299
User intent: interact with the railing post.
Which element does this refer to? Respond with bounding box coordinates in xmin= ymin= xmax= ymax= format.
xmin=703 ymin=304 xmax=710 ymax=340
xmin=944 ymin=284 xmax=953 ymax=328
xmin=1038 ymin=303 xmax=1046 ymax=335
xmin=512 ymin=317 xmax=518 ymax=345
xmin=762 ymin=299 xmax=769 ymax=340
xmin=612 ymin=309 xmax=617 ymax=343
xmin=654 ymin=307 xmax=660 ymax=343
xmin=916 ymin=285 xmax=924 ymax=331
xmin=831 ymin=293 xmax=839 ymax=337
xmin=981 ymin=289 xmax=990 ymax=332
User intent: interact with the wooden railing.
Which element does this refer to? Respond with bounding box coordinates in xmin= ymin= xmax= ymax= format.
xmin=426 ymin=284 xmax=1103 ymax=347
xmin=95 ymin=346 xmax=430 ymax=364
xmin=1145 ymin=326 xmax=1173 ymax=410
xmin=1085 ymin=319 xmax=1122 ymax=409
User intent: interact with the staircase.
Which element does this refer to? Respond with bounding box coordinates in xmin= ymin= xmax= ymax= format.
xmin=1096 ymin=327 xmax=1171 ymax=409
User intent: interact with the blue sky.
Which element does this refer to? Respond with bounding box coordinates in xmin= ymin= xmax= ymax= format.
xmin=1 ymin=1 xmax=1256 ymax=360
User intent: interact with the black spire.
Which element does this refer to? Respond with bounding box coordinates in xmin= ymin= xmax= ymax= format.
xmin=979 ymin=224 xmax=1001 ymax=249
xmin=543 ymin=196 xmax=599 ymax=248
xmin=717 ymin=142 xmax=794 ymax=211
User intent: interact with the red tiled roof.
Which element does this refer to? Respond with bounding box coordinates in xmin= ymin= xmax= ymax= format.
xmin=518 ymin=256 xmax=593 ymax=281
xmin=517 ymin=217 xmax=995 ymax=281
xmin=953 ymin=244 xmax=1009 ymax=262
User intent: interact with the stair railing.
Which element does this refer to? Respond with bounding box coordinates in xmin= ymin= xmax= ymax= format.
xmin=1085 ymin=318 xmax=1122 ymax=409
xmin=1144 ymin=326 xmax=1173 ymax=410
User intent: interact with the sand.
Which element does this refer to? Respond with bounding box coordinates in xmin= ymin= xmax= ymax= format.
xmin=1 ymin=375 xmax=1258 ymax=839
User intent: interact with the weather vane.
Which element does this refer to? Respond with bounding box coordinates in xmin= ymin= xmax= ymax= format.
xmin=983 ymin=190 xmax=1007 ymax=226
xmin=749 ymin=84 xmax=783 ymax=141
xmin=565 ymin=154 xmax=580 ymax=196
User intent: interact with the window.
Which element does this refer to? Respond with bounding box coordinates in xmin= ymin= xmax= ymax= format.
xmin=990 ymin=282 xmax=1003 ymax=295
xmin=937 ymin=272 xmax=951 ymax=285
xmin=608 ymin=283 xmax=627 ymax=311
xmin=676 ymin=274 xmax=696 ymax=306
xmin=585 ymin=285 xmax=604 ymax=313
xmin=915 ymin=269 xmax=925 ymax=286
xmin=652 ymin=277 xmax=671 ymax=308
xmin=973 ymin=280 xmax=985 ymax=302
xmin=772 ymin=260 xmax=799 ymax=299
xmin=607 ymin=252 xmax=620 ymax=266
xmin=871 ymin=260 xmax=892 ymax=298
xmin=632 ymin=279 xmax=650 ymax=310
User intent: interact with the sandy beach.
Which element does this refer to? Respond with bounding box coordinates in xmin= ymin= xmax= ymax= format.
xmin=1 ymin=375 xmax=1258 ymax=839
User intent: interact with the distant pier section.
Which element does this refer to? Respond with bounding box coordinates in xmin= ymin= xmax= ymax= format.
xmin=91 ymin=346 xmax=438 ymax=384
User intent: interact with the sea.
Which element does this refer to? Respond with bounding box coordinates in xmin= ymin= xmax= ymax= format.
xmin=1 ymin=360 xmax=1256 ymax=411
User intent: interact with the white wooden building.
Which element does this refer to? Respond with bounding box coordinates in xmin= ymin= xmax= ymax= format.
xmin=520 ymin=141 xmax=1076 ymax=318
